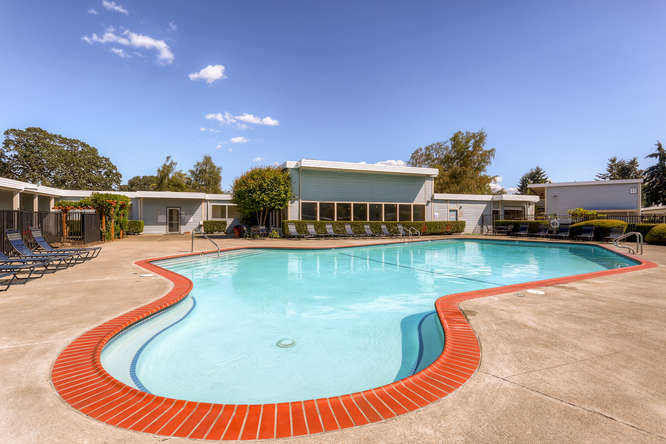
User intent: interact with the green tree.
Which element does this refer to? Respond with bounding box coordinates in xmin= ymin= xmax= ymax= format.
xmin=516 ymin=166 xmax=549 ymax=194
xmin=232 ymin=166 xmax=292 ymax=226
xmin=155 ymin=156 xmax=190 ymax=191
xmin=0 ymin=127 xmax=121 ymax=189
xmin=408 ymin=130 xmax=496 ymax=194
xmin=644 ymin=141 xmax=666 ymax=206
xmin=119 ymin=175 xmax=157 ymax=191
xmin=188 ymin=155 xmax=222 ymax=193
xmin=596 ymin=156 xmax=643 ymax=180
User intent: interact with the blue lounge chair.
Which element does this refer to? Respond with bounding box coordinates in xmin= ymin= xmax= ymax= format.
xmin=287 ymin=223 xmax=305 ymax=238
xmin=551 ymin=224 xmax=571 ymax=240
xmin=306 ymin=223 xmax=323 ymax=237
xmin=0 ymin=271 xmax=17 ymax=291
xmin=516 ymin=224 xmax=529 ymax=236
xmin=528 ymin=225 xmax=549 ymax=238
xmin=5 ymin=230 xmax=76 ymax=267
xmin=325 ymin=224 xmax=342 ymax=237
xmin=0 ymin=259 xmax=42 ymax=279
xmin=574 ymin=225 xmax=595 ymax=241
xmin=30 ymin=227 xmax=101 ymax=259
xmin=363 ymin=224 xmax=378 ymax=237
xmin=603 ymin=226 xmax=625 ymax=242
xmin=344 ymin=224 xmax=360 ymax=237
xmin=380 ymin=224 xmax=394 ymax=237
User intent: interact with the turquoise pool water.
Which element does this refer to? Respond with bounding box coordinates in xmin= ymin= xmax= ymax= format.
xmin=101 ymin=239 xmax=636 ymax=404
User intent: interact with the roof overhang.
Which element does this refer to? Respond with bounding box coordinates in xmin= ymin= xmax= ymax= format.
xmin=434 ymin=193 xmax=539 ymax=202
xmin=281 ymin=159 xmax=439 ymax=177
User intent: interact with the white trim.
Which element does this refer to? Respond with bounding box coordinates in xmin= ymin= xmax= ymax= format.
xmin=434 ymin=193 xmax=539 ymax=202
xmin=280 ymin=159 xmax=438 ymax=177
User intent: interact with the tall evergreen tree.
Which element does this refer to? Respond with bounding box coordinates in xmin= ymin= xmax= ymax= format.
xmin=516 ymin=166 xmax=549 ymax=195
xmin=408 ymin=130 xmax=496 ymax=194
xmin=189 ymin=155 xmax=222 ymax=193
xmin=644 ymin=141 xmax=666 ymax=206
xmin=596 ymin=156 xmax=643 ymax=180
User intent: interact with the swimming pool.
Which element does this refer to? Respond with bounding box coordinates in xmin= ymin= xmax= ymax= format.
xmin=101 ymin=239 xmax=638 ymax=404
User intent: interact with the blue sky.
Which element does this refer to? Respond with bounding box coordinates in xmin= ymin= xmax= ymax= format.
xmin=1 ymin=1 xmax=664 ymax=191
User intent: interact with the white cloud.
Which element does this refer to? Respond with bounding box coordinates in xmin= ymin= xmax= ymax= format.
xmin=490 ymin=176 xmax=516 ymax=194
xmin=253 ymin=157 xmax=265 ymax=162
xmin=375 ymin=159 xmax=407 ymax=167
xmin=230 ymin=136 xmax=248 ymax=144
xmin=82 ymin=27 xmax=174 ymax=64
xmin=102 ymin=0 xmax=128 ymax=15
xmin=189 ymin=65 xmax=227 ymax=84
xmin=88 ymin=8 xmax=99 ymax=15
xmin=168 ymin=21 xmax=178 ymax=32
xmin=227 ymin=147 xmax=233 ymax=152
xmin=216 ymin=143 xmax=223 ymax=150
xmin=205 ymin=112 xmax=279 ymax=128
xmin=200 ymin=127 xmax=221 ymax=133
xmin=200 ymin=127 xmax=206 ymax=132
xmin=110 ymin=47 xmax=129 ymax=58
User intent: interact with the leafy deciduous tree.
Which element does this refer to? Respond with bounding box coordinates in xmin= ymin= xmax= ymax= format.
xmin=644 ymin=141 xmax=666 ymax=206
xmin=232 ymin=166 xmax=292 ymax=226
xmin=408 ymin=130 xmax=496 ymax=194
xmin=516 ymin=166 xmax=549 ymax=195
xmin=188 ymin=155 xmax=222 ymax=193
xmin=596 ymin=156 xmax=643 ymax=180
xmin=0 ymin=127 xmax=121 ymax=189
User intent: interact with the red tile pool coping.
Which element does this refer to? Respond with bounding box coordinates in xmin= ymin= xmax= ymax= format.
xmin=51 ymin=240 xmax=657 ymax=440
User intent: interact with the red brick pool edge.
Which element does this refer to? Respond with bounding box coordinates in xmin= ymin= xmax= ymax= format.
xmin=51 ymin=243 xmax=657 ymax=440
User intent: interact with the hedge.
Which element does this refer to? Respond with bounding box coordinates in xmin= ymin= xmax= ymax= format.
xmin=203 ymin=220 xmax=228 ymax=234
xmin=627 ymin=223 xmax=657 ymax=238
xmin=645 ymin=224 xmax=666 ymax=245
xmin=494 ymin=219 xmax=549 ymax=233
xmin=282 ymin=220 xmax=465 ymax=237
xmin=570 ymin=219 xmax=627 ymax=241
xmin=127 ymin=220 xmax=144 ymax=234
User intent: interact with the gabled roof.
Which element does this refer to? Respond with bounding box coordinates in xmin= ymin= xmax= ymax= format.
xmin=281 ymin=159 xmax=439 ymax=177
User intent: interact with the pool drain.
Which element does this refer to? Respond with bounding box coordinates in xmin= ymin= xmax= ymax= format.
xmin=276 ymin=338 xmax=295 ymax=348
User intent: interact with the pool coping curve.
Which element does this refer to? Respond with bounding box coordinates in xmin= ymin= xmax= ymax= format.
xmin=50 ymin=239 xmax=657 ymax=440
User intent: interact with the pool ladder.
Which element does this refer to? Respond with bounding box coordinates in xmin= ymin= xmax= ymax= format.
xmin=191 ymin=225 xmax=221 ymax=257
xmin=612 ymin=231 xmax=644 ymax=255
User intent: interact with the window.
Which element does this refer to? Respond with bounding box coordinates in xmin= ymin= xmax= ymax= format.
xmin=384 ymin=204 xmax=397 ymax=221
xmin=319 ymin=202 xmax=335 ymax=221
xmin=449 ymin=209 xmax=458 ymax=221
xmin=302 ymin=202 xmax=317 ymax=220
xmin=369 ymin=204 xmax=382 ymax=221
xmin=399 ymin=204 xmax=412 ymax=221
xmin=413 ymin=204 xmax=425 ymax=221
xmin=353 ymin=203 xmax=367 ymax=221
xmin=336 ymin=203 xmax=351 ymax=221
xmin=227 ymin=205 xmax=241 ymax=219
xmin=503 ymin=208 xmax=524 ymax=220
xmin=211 ymin=205 xmax=226 ymax=219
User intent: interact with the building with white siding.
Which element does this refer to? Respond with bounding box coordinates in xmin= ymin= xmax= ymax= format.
xmin=0 ymin=159 xmax=540 ymax=234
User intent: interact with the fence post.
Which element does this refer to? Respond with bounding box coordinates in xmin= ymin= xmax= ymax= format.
xmin=61 ymin=211 xmax=68 ymax=241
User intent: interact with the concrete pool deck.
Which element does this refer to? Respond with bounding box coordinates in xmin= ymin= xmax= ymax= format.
xmin=0 ymin=235 xmax=664 ymax=443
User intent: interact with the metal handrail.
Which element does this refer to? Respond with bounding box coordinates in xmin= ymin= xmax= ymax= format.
xmin=191 ymin=225 xmax=221 ymax=256
xmin=612 ymin=231 xmax=643 ymax=255
xmin=407 ymin=227 xmax=421 ymax=236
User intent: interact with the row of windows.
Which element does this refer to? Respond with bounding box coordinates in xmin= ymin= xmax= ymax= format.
xmin=301 ymin=202 xmax=427 ymax=222
xmin=210 ymin=204 xmax=242 ymax=219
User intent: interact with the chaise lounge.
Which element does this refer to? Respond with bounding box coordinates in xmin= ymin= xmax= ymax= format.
xmin=5 ymin=230 xmax=76 ymax=268
xmin=29 ymin=227 xmax=101 ymax=260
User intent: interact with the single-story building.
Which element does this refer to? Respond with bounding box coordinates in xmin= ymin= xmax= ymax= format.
xmin=527 ymin=179 xmax=643 ymax=218
xmin=0 ymin=159 xmax=540 ymax=234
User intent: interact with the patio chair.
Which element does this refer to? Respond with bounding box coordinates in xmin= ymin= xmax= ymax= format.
xmin=306 ymin=223 xmax=323 ymax=237
xmin=528 ymin=225 xmax=549 ymax=238
xmin=494 ymin=225 xmax=511 ymax=236
xmin=397 ymin=224 xmax=408 ymax=236
xmin=287 ymin=223 xmax=305 ymax=238
xmin=29 ymin=227 xmax=101 ymax=259
xmin=5 ymin=230 xmax=76 ymax=267
xmin=0 ymin=271 xmax=17 ymax=291
xmin=325 ymin=224 xmax=342 ymax=237
xmin=516 ymin=224 xmax=529 ymax=236
xmin=380 ymin=224 xmax=394 ymax=237
xmin=0 ymin=259 xmax=42 ymax=279
xmin=344 ymin=223 xmax=360 ymax=237
xmin=603 ymin=226 xmax=625 ymax=242
xmin=363 ymin=224 xmax=378 ymax=237
xmin=551 ymin=224 xmax=571 ymax=240
xmin=574 ymin=225 xmax=595 ymax=241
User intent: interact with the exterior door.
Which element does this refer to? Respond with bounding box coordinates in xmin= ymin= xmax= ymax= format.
xmin=167 ymin=208 xmax=180 ymax=233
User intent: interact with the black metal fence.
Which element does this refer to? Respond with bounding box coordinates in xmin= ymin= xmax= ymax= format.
xmin=570 ymin=214 xmax=666 ymax=225
xmin=0 ymin=209 xmax=101 ymax=256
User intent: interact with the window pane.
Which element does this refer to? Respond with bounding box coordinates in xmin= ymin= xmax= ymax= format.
xmin=336 ymin=203 xmax=351 ymax=221
xmin=503 ymin=209 xmax=524 ymax=219
xmin=449 ymin=209 xmax=458 ymax=221
xmin=302 ymin=202 xmax=317 ymax=220
xmin=413 ymin=204 xmax=425 ymax=221
xmin=384 ymin=204 xmax=397 ymax=221
xmin=227 ymin=205 xmax=241 ymax=219
xmin=398 ymin=204 xmax=412 ymax=221
xmin=319 ymin=202 xmax=334 ymax=221
xmin=353 ymin=203 xmax=367 ymax=221
xmin=369 ymin=204 xmax=382 ymax=221
xmin=211 ymin=205 xmax=225 ymax=219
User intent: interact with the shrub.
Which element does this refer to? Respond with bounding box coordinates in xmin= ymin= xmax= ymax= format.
xmin=281 ymin=220 xmax=465 ymax=237
xmin=628 ymin=223 xmax=657 ymax=238
xmin=127 ymin=220 xmax=144 ymax=234
xmin=568 ymin=208 xmax=606 ymax=219
xmin=494 ymin=219 xmax=549 ymax=233
xmin=203 ymin=220 xmax=228 ymax=234
xmin=570 ymin=219 xmax=627 ymax=240
xmin=645 ymin=224 xmax=666 ymax=245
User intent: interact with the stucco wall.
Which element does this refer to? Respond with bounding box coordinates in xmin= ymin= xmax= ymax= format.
xmin=546 ymin=183 xmax=640 ymax=217
xmin=142 ymin=198 xmax=203 ymax=234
